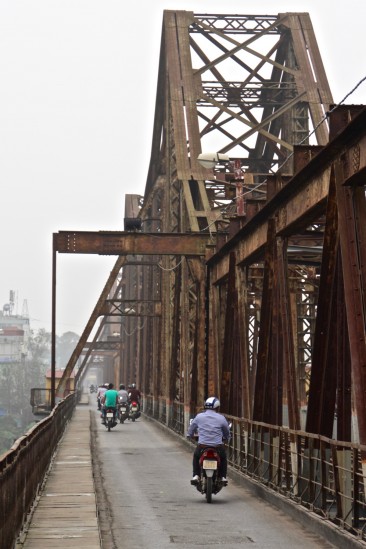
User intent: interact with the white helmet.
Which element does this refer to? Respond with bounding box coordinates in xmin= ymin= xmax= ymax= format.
xmin=204 ymin=396 xmax=220 ymax=409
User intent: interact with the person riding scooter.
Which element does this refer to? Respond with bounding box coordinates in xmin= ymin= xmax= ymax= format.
xmin=128 ymin=383 xmax=142 ymax=418
xmin=187 ymin=396 xmax=230 ymax=485
xmin=101 ymin=383 xmax=119 ymax=424
xmin=117 ymin=384 xmax=130 ymax=420
xmin=128 ymin=383 xmax=141 ymax=403
xmin=97 ymin=383 xmax=108 ymax=410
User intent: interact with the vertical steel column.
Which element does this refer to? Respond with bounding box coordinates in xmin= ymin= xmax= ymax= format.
xmin=253 ymin=219 xmax=276 ymax=423
xmin=236 ymin=265 xmax=251 ymax=419
xmin=277 ymin=239 xmax=300 ymax=430
xmin=335 ymin=157 xmax=366 ymax=446
xmin=51 ymin=234 xmax=57 ymax=408
xmin=220 ymin=253 xmax=237 ymax=414
xmin=306 ymin=173 xmax=338 ymax=436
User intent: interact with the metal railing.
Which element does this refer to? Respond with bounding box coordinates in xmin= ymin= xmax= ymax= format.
xmin=225 ymin=417 xmax=366 ymax=540
xmin=143 ymin=398 xmax=366 ymax=542
xmin=169 ymin=401 xmax=185 ymax=433
xmin=0 ymin=393 xmax=76 ymax=549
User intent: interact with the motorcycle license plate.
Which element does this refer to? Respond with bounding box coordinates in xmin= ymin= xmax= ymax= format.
xmin=203 ymin=460 xmax=217 ymax=470
xmin=106 ymin=413 xmax=114 ymax=418
xmin=131 ymin=406 xmax=138 ymax=412
xmin=121 ymin=407 xmax=127 ymax=412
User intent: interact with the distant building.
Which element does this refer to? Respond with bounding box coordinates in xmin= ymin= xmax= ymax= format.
xmin=45 ymin=369 xmax=75 ymax=394
xmin=0 ymin=309 xmax=30 ymax=364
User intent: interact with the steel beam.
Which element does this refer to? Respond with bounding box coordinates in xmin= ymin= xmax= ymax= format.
xmin=54 ymin=231 xmax=209 ymax=256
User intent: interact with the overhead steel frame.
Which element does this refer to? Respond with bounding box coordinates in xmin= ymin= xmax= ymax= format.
xmin=57 ymin=11 xmax=366 ymax=446
xmin=209 ymin=106 xmax=366 ymax=447
xmin=118 ymin=11 xmax=334 ymax=429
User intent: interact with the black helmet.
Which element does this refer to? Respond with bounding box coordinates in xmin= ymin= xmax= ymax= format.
xmin=119 ymin=384 xmax=125 ymax=390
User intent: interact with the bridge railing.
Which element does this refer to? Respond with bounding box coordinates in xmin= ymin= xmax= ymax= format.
xmin=143 ymin=399 xmax=366 ymax=542
xmin=226 ymin=416 xmax=366 ymax=541
xmin=0 ymin=393 xmax=76 ymax=549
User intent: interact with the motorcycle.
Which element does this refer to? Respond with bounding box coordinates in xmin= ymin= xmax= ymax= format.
xmin=104 ymin=407 xmax=118 ymax=432
xmin=128 ymin=400 xmax=141 ymax=421
xmin=193 ymin=446 xmax=226 ymax=503
xmin=188 ymin=420 xmax=231 ymax=503
xmin=118 ymin=401 xmax=129 ymax=423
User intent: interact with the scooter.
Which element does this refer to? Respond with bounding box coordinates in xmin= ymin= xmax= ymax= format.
xmin=128 ymin=400 xmax=141 ymax=421
xmin=194 ymin=446 xmax=226 ymax=503
xmin=188 ymin=420 xmax=231 ymax=503
xmin=103 ymin=407 xmax=118 ymax=432
xmin=118 ymin=401 xmax=129 ymax=423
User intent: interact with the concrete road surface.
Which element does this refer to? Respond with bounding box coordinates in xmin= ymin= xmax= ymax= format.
xmin=92 ymin=407 xmax=336 ymax=549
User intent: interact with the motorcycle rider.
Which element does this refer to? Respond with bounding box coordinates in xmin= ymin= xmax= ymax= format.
xmin=117 ymin=384 xmax=130 ymax=417
xmin=118 ymin=384 xmax=129 ymax=403
xmin=128 ymin=383 xmax=141 ymax=413
xmin=101 ymin=383 xmax=119 ymax=424
xmin=187 ymin=396 xmax=230 ymax=485
xmin=128 ymin=383 xmax=141 ymax=403
xmin=97 ymin=384 xmax=108 ymax=410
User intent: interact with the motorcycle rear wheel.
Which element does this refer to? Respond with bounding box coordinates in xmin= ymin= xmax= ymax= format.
xmin=206 ymin=477 xmax=213 ymax=503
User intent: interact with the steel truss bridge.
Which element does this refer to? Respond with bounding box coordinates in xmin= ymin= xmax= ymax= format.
xmin=49 ymin=11 xmax=366 ymax=541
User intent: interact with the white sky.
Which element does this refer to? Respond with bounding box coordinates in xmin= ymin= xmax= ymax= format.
xmin=0 ymin=0 xmax=365 ymax=335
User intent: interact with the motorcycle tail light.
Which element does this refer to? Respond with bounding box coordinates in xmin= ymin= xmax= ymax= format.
xmin=199 ymin=448 xmax=220 ymax=467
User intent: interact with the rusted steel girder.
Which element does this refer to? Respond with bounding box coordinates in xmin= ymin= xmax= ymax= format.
xmin=105 ymin=299 xmax=161 ymax=317
xmin=132 ymin=10 xmax=333 ymax=422
xmin=253 ymin=219 xmax=276 ymax=424
xmin=84 ymin=341 xmax=121 ymax=351
xmin=277 ymin=238 xmax=300 ymax=431
xmin=207 ymin=106 xmax=366 ymax=439
xmin=74 ymin=318 xmax=108 ymax=387
xmin=54 ymin=256 xmax=127 ymax=400
xmin=332 ymin=118 xmax=366 ymax=446
xmin=54 ymin=231 xmax=209 ymax=256
xmin=306 ymin=174 xmax=339 ymax=437
xmin=58 ymin=12 xmax=342 ymax=432
xmin=208 ymin=107 xmax=366 ymax=279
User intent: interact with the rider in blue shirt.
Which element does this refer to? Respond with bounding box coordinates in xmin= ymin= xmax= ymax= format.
xmin=187 ymin=396 xmax=230 ymax=484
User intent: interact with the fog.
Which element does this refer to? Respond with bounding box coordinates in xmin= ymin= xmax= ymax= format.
xmin=0 ymin=0 xmax=365 ymax=337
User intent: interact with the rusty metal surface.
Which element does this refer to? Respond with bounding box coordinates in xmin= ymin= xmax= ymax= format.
xmin=37 ymin=11 xmax=366 ymax=546
xmin=54 ymin=231 xmax=209 ymax=256
xmin=48 ymin=14 xmax=366 ymax=543
xmin=55 ymin=256 xmax=127 ymax=398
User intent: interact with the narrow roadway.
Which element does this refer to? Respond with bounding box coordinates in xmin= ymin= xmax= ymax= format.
xmin=92 ymin=405 xmax=336 ymax=549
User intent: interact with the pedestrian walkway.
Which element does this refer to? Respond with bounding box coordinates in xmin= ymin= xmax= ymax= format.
xmin=17 ymin=402 xmax=100 ymax=548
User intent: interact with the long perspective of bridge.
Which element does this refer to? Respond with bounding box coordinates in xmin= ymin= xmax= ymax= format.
xmin=2 ymin=10 xmax=366 ymax=549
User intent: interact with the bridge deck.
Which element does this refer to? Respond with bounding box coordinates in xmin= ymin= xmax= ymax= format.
xmin=18 ymin=400 xmax=352 ymax=548
xmin=18 ymin=404 xmax=100 ymax=548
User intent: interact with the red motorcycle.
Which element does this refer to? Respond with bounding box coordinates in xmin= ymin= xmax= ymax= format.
xmin=194 ymin=446 xmax=226 ymax=503
xmin=128 ymin=400 xmax=141 ymax=421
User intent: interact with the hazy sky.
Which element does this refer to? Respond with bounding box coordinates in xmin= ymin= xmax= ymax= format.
xmin=0 ymin=0 xmax=365 ymax=335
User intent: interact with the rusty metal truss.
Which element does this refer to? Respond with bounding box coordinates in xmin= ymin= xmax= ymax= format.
xmin=53 ymin=12 xmax=366 ymax=451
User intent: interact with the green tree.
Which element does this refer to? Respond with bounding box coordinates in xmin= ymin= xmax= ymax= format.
xmin=0 ymin=328 xmax=81 ymax=455
xmin=0 ymin=415 xmax=24 ymax=456
xmin=56 ymin=331 xmax=80 ymax=368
